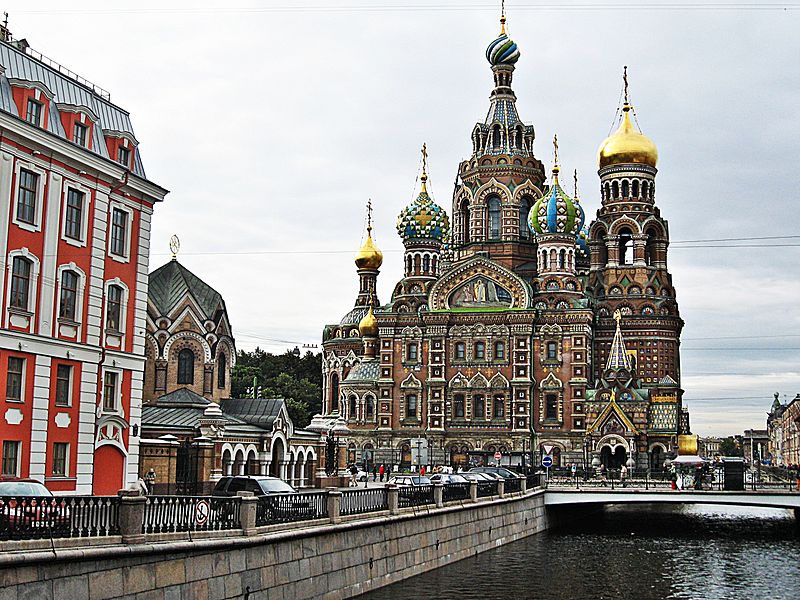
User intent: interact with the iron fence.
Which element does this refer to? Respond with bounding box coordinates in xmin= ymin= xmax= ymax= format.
xmin=340 ymin=488 xmax=388 ymax=516
xmin=0 ymin=495 xmax=120 ymax=541
xmin=398 ymin=485 xmax=435 ymax=508
xmin=142 ymin=496 xmax=241 ymax=534
xmin=477 ymin=482 xmax=498 ymax=498
xmin=442 ymin=483 xmax=471 ymax=502
xmin=256 ymin=491 xmax=329 ymax=526
xmin=504 ymin=478 xmax=522 ymax=493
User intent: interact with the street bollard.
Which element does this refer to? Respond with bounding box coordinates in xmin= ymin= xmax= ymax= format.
xmin=327 ymin=488 xmax=342 ymax=524
xmin=433 ymin=483 xmax=444 ymax=508
xmin=237 ymin=491 xmax=258 ymax=535
xmin=117 ymin=491 xmax=147 ymax=544
xmin=497 ymin=479 xmax=505 ymax=498
xmin=469 ymin=480 xmax=478 ymax=503
xmin=387 ymin=484 xmax=399 ymax=515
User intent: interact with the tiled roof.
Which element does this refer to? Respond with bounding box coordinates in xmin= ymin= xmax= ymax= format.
xmin=148 ymin=260 xmax=225 ymax=320
xmin=344 ymin=360 xmax=380 ymax=382
xmin=153 ymin=387 xmax=210 ymax=408
xmin=0 ymin=40 xmax=146 ymax=177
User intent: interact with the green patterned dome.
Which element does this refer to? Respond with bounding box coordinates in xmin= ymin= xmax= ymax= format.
xmin=397 ymin=185 xmax=450 ymax=242
xmin=486 ymin=32 xmax=520 ymax=66
xmin=528 ymin=168 xmax=584 ymax=236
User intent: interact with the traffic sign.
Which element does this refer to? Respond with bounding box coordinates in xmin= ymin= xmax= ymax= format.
xmin=542 ymin=444 xmax=555 ymax=456
xmin=541 ymin=455 xmax=554 ymax=468
xmin=494 ymin=451 xmax=502 ymax=460
xmin=195 ymin=499 xmax=210 ymax=526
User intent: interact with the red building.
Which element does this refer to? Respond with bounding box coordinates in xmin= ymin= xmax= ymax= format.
xmin=0 ymin=27 xmax=168 ymax=494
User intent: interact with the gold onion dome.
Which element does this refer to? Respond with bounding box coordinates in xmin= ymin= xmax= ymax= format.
xmin=598 ymin=104 xmax=658 ymax=169
xmin=358 ymin=306 xmax=378 ymax=337
xmin=354 ymin=229 xmax=383 ymax=269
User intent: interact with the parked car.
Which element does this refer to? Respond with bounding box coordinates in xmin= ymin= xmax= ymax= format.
xmin=428 ymin=473 xmax=468 ymax=485
xmin=0 ymin=478 xmax=70 ymax=532
xmin=469 ymin=466 xmax=523 ymax=480
xmin=212 ymin=476 xmax=296 ymax=497
xmin=387 ymin=475 xmax=432 ymax=487
xmin=460 ymin=472 xmax=501 ymax=483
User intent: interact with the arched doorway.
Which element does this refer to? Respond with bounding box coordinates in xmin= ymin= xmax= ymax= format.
xmin=614 ymin=446 xmax=627 ymax=469
xmin=600 ymin=445 xmax=627 ymax=469
xmin=270 ymin=438 xmax=285 ymax=479
xmin=650 ymin=446 xmax=664 ymax=471
xmin=400 ymin=443 xmax=411 ymax=470
xmin=93 ymin=445 xmax=125 ymax=495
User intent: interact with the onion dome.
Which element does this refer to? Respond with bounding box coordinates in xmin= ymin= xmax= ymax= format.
xmin=396 ymin=148 xmax=450 ymax=241
xmin=358 ymin=306 xmax=378 ymax=337
xmin=598 ymin=103 xmax=658 ymax=169
xmin=528 ymin=164 xmax=584 ymax=236
xmin=355 ymin=230 xmax=383 ymax=269
xmin=577 ymin=225 xmax=590 ymax=257
xmin=486 ymin=16 xmax=520 ymax=66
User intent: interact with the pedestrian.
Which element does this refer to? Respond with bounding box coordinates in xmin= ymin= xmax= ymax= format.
xmin=379 ymin=463 xmax=385 ymax=482
xmin=420 ymin=465 xmax=426 ymax=477
xmin=570 ymin=462 xmax=577 ymax=481
xmin=348 ymin=463 xmax=358 ymax=487
xmin=600 ymin=464 xmax=608 ymax=486
xmin=620 ymin=464 xmax=628 ymax=488
xmin=372 ymin=465 xmax=377 ymax=481
xmin=670 ymin=467 xmax=678 ymax=491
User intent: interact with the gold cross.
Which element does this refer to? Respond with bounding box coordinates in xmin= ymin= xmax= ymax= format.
xmin=553 ymin=134 xmax=559 ymax=166
xmin=366 ymin=198 xmax=373 ymax=234
xmin=416 ymin=211 xmax=433 ymax=227
xmin=623 ymin=65 xmax=629 ymax=105
xmin=573 ymin=169 xmax=578 ymax=197
xmin=421 ymin=143 xmax=428 ymax=178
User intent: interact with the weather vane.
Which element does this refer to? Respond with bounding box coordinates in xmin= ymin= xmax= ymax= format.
xmin=169 ymin=235 xmax=180 ymax=260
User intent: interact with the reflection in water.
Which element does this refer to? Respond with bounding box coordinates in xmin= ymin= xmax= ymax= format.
xmin=361 ymin=505 xmax=799 ymax=600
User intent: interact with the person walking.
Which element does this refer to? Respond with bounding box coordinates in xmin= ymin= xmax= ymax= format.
xmin=348 ymin=463 xmax=358 ymax=487
xmin=620 ymin=464 xmax=628 ymax=488
xmin=600 ymin=464 xmax=608 ymax=486
xmin=372 ymin=465 xmax=377 ymax=482
xmin=379 ymin=463 xmax=385 ymax=482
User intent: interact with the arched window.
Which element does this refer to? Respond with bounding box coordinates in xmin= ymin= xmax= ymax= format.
xmin=349 ymin=395 xmax=357 ymax=419
xmin=455 ymin=342 xmax=466 ymax=360
xmin=545 ymin=393 xmax=558 ymax=420
xmin=177 ymin=348 xmax=195 ymax=384
xmin=619 ymin=227 xmax=634 ymax=265
xmin=460 ymin=199 xmax=471 ymax=244
xmin=330 ymin=373 xmax=340 ymax=413
xmin=106 ymin=284 xmax=123 ymax=332
xmin=494 ymin=341 xmax=505 ymax=360
xmin=10 ymin=256 xmax=32 ymax=310
xmin=422 ymin=255 xmax=430 ymax=273
xmin=632 ymin=180 xmax=640 ymax=198
xmin=487 ymin=196 xmax=501 ymax=240
xmin=611 ymin=181 xmax=619 ymax=199
xmin=604 ymin=182 xmax=611 ymax=201
xmin=474 ymin=341 xmax=486 ymax=360
xmin=492 ymin=124 xmax=502 ymax=150
xmin=365 ymin=396 xmax=374 ymax=419
xmin=558 ymin=249 xmax=566 ymax=270
xmin=519 ymin=196 xmax=533 ymax=240
xmin=59 ymin=270 xmax=79 ymax=320
xmin=547 ymin=341 xmax=558 ymax=360
xmin=493 ymin=395 xmax=505 ymax=418
xmin=621 ymin=180 xmax=630 ymax=198
xmin=217 ymin=353 xmax=227 ymax=388
xmin=642 ymin=181 xmax=649 ymax=199
xmin=406 ymin=394 xmax=418 ymax=419
xmin=645 ymin=226 xmax=659 ymax=266
xmin=454 ymin=394 xmax=465 ymax=418
xmin=473 ymin=395 xmax=485 ymax=419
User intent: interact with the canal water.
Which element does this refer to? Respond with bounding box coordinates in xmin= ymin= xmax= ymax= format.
xmin=362 ymin=505 xmax=800 ymax=600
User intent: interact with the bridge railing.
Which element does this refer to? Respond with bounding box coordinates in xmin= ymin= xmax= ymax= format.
xmin=398 ymin=484 xmax=435 ymax=508
xmin=257 ymin=491 xmax=329 ymax=525
xmin=442 ymin=483 xmax=471 ymax=502
xmin=340 ymin=488 xmax=389 ymax=516
xmin=142 ymin=496 xmax=241 ymax=534
xmin=0 ymin=495 xmax=120 ymax=541
xmin=477 ymin=481 xmax=498 ymax=498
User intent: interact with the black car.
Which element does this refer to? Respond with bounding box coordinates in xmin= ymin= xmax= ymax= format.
xmin=469 ymin=466 xmax=523 ymax=480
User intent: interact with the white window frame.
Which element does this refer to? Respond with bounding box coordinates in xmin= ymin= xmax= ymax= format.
xmin=51 ymin=442 xmax=70 ymax=477
xmin=107 ymin=202 xmax=133 ymax=263
xmin=6 ymin=356 xmax=27 ymax=403
xmin=61 ymin=181 xmax=91 ymax=248
xmin=56 ymin=263 xmax=87 ymax=329
xmin=103 ymin=278 xmax=129 ymax=339
xmin=11 ymin=160 xmax=46 ymax=233
xmin=5 ymin=248 xmax=41 ymax=323
xmin=54 ymin=363 xmax=73 ymax=408
xmin=1 ymin=441 xmax=21 ymax=477
xmin=101 ymin=368 xmax=124 ymax=416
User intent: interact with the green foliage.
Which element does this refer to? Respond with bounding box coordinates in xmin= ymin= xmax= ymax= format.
xmin=719 ymin=436 xmax=743 ymax=457
xmin=231 ymin=349 xmax=322 ymax=428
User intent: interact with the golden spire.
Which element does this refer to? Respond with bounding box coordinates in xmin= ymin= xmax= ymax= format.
xmin=420 ymin=143 xmax=428 ymax=193
xmin=500 ymin=0 xmax=506 ymax=34
xmin=359 ymin=305 xmax=378 ymax=337
xmin=354 ymin=199 xmax=383 ymax=269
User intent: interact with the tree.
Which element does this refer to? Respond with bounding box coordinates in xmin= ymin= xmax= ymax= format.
xmin=719 ymin=436 xmax=742 ymax=457
xmin=231 ymin=349 xmax=322 ymax=428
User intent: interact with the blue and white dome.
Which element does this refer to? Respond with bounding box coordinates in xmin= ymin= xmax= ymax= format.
xmin=486 ymin=32 xmax=520 ymax=66
xmin=528 ymin=168 xmax=585 ymax=236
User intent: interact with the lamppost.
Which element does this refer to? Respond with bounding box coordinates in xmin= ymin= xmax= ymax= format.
xmin=583 ymin=437 xmax=590 ymax=480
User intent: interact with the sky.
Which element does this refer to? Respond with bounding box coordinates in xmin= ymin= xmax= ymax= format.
xmin=6 ymin=1 xmax=799 ymax=437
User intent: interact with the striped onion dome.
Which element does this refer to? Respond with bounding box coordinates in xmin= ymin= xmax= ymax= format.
xmin=528 ymin=167 xmax=585 ymax=236
xmin=486 ymin=32 xmax=520 ymax=66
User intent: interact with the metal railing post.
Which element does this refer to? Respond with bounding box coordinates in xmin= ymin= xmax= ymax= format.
xmin=118 ymin=492 xmax=146 ymax=544
xmin=433 ymin=483 xmax=444 ymax=507
xmin=387 ymin=484 xmax=400 ymax=515
xmin=520 ymin=477 xmax=527 ymax=494
xmin=497 ymin=479 xmax=505 ymax=498
xmin=237 ymin=491 xmax=258 ymax=535
xmin=469 ymin=480 xmax=478 ymax=503
xmin=327 ymin=488 xmax=342 ymax=524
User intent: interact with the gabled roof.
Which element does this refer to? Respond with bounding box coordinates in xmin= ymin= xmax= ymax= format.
xmin=344 ymin=360 xmax=379 ymax=383
xmin=221 ymin=398 xmax=285 ymax=429
xmin=152 ymin=387 xmax=210 ymax=408
xmin=149 ymin=260 xmax=225 ymax=320
xmin=586 ymin=397 xmax=640 ymax=435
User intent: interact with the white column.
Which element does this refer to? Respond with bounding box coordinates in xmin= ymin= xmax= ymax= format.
xmin=0 ymin=152 xmax=13 ymax=296
xmin=28 ymin=355 xmax=53 ymax=482
xmin=37 ymin=172 xmax=63 ymax=336
xmin=132 ymin=209 xmax=152 ymax=357
xmin=85 ymin=190 xmax=108 ymax=346
xmin=76 ymin=362 xmax=98 ymax=494
xmin=126 ymin=366 xmax=144 ymax=487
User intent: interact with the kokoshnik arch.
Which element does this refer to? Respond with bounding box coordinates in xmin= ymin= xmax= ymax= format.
xmin=320 ymin=13 xmax=688 ymax=472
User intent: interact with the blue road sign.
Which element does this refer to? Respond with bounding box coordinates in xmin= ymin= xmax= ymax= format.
xmin=542 ymin=455 xmax=553 ymax=468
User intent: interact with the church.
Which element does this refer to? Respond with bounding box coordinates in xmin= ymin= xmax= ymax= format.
xmin=321 ymin=14 xmax=687 ymax=473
